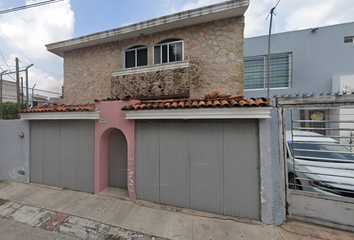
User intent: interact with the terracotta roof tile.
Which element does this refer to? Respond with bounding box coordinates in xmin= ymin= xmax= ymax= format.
xmin=20 ymin=103 xmax=96 ymax=113
xmin=122 ymin=91 xmax=270 ymax=111
xmin=94 ymin=96 xmax=139 ymax=102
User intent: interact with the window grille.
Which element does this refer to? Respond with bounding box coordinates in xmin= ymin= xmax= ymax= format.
xmin=244 ymin=52 xmax=292 ymax=90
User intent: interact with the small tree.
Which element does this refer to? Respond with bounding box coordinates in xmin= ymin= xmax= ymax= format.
xmin=1 ymin=101 xmax=18 ymax=120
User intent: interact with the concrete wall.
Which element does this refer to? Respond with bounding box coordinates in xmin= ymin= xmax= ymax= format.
xmin=244 ymin=22 xmax=354 ymax=99
xmin=64 ymin=16 xmax=245 ymax=104
xmin=0 ymin=120 xmax=30 ymax=183
xmin=259 ymin=108 xmax=284 ymax=225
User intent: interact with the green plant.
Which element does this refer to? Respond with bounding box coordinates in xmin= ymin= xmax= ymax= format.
xmin=348 ymin=132 xmax=354 ymax=151
xmin=1 ymin=101 xmax=18 ymax=120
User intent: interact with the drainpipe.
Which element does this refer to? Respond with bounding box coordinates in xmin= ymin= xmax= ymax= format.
xmin=0 ymin=70 xmax=7 ymax=120
xmin=25 ymin=64 xmax=33 ymax=109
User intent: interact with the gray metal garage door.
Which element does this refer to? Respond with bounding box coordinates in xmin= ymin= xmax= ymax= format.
xmin=136 ymin=120 xmax=260 ymax=220
xmin=30 ymin=120 xmax=95 ymax=193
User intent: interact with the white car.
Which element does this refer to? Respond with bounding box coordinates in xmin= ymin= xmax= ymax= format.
xmin=286 ymin=130 xmax=354 ymax=198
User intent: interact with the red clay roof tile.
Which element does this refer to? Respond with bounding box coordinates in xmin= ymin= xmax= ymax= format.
xmin=20 ymin=103 xmax=96 ymax=113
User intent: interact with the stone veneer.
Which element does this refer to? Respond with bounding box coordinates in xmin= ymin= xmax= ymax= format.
xmin=63 ymin=16 xmax=244 ymax=104
xmin=112 ymin=67 xmax=190 ymax=99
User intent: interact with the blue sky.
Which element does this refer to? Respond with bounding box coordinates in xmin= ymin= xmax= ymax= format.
xmin=0 ymin=0 xmax=354 ymax=96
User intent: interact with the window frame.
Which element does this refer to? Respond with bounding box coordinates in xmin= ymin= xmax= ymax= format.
xmin=153 ymin=39 xmax=184 ymax=65
xmin=124 ymin=45 xmax=148 ymax=69
xmin=344 ymin=36 xmax=354 ymax=43
xmin=244 ymin=52 xmax=292 ymax=91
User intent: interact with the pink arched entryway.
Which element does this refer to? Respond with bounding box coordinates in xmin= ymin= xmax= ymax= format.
xmin=94 ymin=100 xmax=139 ymax=201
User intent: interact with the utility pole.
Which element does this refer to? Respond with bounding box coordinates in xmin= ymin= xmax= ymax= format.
xmin=266 ymin=0 xmax=280 ymax=100
xmin=21 ymin=77 xmax=24 ymax=109
xmin=16 ymin=57 xmax=20 ymax=114
xmin=26 ymin=64 xmax=33 ymax=109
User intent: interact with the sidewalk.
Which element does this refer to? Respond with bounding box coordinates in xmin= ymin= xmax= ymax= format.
xmin=0 ymin=181 xmax=353 ymax=240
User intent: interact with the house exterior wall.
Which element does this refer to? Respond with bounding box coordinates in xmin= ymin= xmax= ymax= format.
xmin=94 ymin=100 xmax=138 ymax=201
xmin=244 ymin=22 xmax=354 ymax=100
xmin=112 ymin=66 xmax=190 ymax=99
xmin=0 ymin=120 xmax=30 ymax=183
xmin=1 ymin=81 xmax=17 ymax=103
xmin=64 ymin=16 xmax=245 ymax=104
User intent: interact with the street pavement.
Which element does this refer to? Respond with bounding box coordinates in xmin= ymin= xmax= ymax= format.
xmin=0 ymin=180 xmax=353 ymax=240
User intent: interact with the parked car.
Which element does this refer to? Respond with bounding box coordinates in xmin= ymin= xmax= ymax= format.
xmin=286 ymin=130 xmax=354 ymax=198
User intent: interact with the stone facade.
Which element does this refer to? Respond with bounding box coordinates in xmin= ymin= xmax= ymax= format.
xmin=63 ymin=16 xmax=244 ymax=104
xmin=112 ymin=67 xmax=190 ymax=99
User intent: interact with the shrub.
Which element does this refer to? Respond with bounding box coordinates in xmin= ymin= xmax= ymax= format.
xmin=1 ymin=101 xmax=18 ymax=120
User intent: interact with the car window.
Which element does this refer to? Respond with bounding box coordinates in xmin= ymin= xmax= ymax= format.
xmin=288 ymin=141 xmax=354 ymax=162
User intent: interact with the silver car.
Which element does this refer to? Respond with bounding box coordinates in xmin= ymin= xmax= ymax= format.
xmin=286 ymin=130 xmax=354 ymax=198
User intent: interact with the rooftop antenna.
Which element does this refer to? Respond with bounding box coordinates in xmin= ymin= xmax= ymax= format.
xmin=266 ymin=0 xmax=280 ymax=100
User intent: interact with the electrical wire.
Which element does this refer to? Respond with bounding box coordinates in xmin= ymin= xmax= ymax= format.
xmin=245 ymin=0 xmax=259 ymax=16
xmin=0 ymin=49 xmax=15 ymax=80
xmin=0 ymin=30 xmax=62 ymax=91
xmin=0 ymin=0 xmax=64 ymax=15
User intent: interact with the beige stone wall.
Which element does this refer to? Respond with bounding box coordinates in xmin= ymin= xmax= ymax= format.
xmin=112 ymin=67 xmax=190 ymax=99
xmin=63 ymin=16 xmax=244 ymax=104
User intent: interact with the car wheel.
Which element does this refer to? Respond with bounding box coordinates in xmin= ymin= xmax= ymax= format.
xmin=288 ymin=173 xmax=302 ymax=190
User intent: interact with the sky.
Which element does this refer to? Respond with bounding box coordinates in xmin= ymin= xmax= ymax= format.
xmin=0 ymin=0 xmax=354 ymax=97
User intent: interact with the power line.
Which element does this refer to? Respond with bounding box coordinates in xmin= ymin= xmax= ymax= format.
xmin=0 ymin=29 xmax=29 ymax=61
xmin=0 ymin=0 xmax=64 ymax=15
xmin=245 ymin=0 xmax=259 ymax=16
xmin=0 ymin=49 xmax=15 ymax=80
xmin=0 ymin=30 xmax=61 ymax=91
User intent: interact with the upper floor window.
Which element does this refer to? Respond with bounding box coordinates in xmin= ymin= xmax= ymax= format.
xmin=344 ymin=36 xmax=354 ymax=43
xmin=154 ymin=39 xmax=183 ymax=64
xmin=244 ymin=52 xmax=292 ymax=90
xmin=125 ymin=45 xmax=148 ymax=68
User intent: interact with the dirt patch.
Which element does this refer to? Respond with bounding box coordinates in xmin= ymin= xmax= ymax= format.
xmin=0 ymin=199 xmax=8 ymax=206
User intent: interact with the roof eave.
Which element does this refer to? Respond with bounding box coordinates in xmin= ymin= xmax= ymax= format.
xmin=20 ymin=110 xmax=100 ymax=120
xmin=46 ymin=0 xmax=249 ymax=57
xmin=124 ymin=107 xmax=272 ymax=120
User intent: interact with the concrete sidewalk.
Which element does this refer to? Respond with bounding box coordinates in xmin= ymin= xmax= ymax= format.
xmin=0 ymin=181 xmax=353 ymax=240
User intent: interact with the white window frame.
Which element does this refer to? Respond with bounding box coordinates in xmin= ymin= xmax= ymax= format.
xmin=153 ymin=40 xmax=184 ymax=65
xmin=124 ymin=46 xmax=148 ymax=69
xmin=244 ymin=52 xmax=292 ymax=91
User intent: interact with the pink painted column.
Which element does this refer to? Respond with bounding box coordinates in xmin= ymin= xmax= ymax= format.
xmin=94 ymin=100 xmax=139 ymax=201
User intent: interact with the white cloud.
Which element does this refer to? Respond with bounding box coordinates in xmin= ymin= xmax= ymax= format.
xmin=181 ymin=0 xmax=224 ymax=11
xmin=121 ymin=22 xmax=134 ymax=27
xmin=244 ymin=0 xmax=354 ymax=38
xmin=282 ymin=0 xmax=354 ymax=31
xmin=1 ymin=53 xmax=63 ymax=96
xmin=0 ymin=0 xmax=75 ymax=60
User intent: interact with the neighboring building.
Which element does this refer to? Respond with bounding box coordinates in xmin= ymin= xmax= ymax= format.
xmin=244 ymin=22 xmax=354 ymax=138
xmin=244 ymin=22 xmax=354 ymax=99
xmin=1 ymin=80 xmax=17 ymax=103
xmin=46 ymin=0 xmax=249 ymax=104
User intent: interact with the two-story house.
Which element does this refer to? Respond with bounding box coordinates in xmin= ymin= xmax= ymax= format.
xmin=46 ymin=0 xmax=249 ymax=104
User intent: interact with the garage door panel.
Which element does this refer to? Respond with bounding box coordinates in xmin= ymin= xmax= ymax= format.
xmin=160 ymin=122 xmax=189 ymax=208
xmin=59 ymin=121 xmax=78 ymax=190
xmin=30 ymin=121 xmax=44 ymax=184
xmin=189 ymin=122 xmax=224 ymax=214
xmin=223 ymin=120 xmax=260 ymax=220
xmin=43 ymin=121 xmax=60 ymax=187
xmin=30 ymin=120 xmax=94 ymax=193
xmin=77 ymin=121 xmax=95 ymax=193
xmin=136 ymin=121 xmax=160 ymax=203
